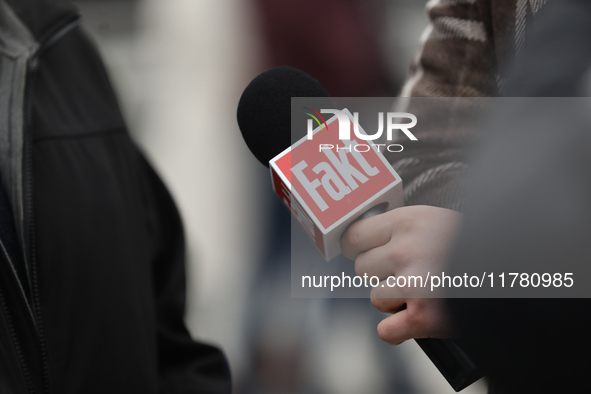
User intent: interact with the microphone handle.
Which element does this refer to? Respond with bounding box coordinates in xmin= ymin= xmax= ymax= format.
xmin=414 ymin=337 xmax=483 ymax=392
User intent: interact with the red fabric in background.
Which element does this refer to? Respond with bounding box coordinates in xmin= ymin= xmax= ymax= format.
xmin=254 ymin=0 xmax=395 ymax=97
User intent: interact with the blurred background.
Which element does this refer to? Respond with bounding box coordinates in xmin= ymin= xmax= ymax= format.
xmin=71 ymin=1 xmax=486 ymax=393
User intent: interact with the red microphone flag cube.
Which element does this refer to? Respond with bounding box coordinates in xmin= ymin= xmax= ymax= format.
xmin=270 ymin=109 xmax=403 ymax=261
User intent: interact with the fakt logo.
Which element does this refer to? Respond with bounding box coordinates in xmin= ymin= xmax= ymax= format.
xmin=288 ymin=108 xmax=400 ymax=226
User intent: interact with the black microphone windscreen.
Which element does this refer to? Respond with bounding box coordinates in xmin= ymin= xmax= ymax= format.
xmin=237 ymin=66 xmax=331 ymax=167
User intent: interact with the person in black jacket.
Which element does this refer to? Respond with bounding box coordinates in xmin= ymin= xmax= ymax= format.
xmin=0 ymin=0 xmax=231 ymax=393
xmin=446 ymin=1 xmax=591 ymax=393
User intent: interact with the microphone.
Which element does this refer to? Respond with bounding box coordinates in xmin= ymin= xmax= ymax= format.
xmin=238 ymin=66 xmax=403 ymax=261
xmin=237 ymin=66 xmax=483 ymax=391
xmin=237 ymin=66 xmax=331 ymax=167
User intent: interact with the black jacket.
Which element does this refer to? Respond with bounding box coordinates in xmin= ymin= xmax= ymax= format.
xmin=0 ymin=0 xmax=231 ymax=393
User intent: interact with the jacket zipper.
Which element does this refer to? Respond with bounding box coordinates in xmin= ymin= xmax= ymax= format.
xmin=0 ymin=238 xmax=35 ymax=320
xmin=0 ymin=242 xmax=36 ymax=394
xmin=22 ymin=17 xmax=81 ymax=394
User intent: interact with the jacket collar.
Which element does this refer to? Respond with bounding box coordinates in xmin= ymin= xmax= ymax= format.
xmin=5 ymin=0 xmax=79 ymax=47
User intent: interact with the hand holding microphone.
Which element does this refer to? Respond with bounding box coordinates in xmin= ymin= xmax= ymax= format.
xmin=340 ymin=205 xmax=461 ymax=345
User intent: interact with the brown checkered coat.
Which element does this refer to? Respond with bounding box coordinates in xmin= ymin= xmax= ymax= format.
xmin=389 ymin=0 xmax=549 ymax=211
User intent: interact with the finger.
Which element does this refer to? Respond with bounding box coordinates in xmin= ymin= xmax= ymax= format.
xmin=376 ymin=309 xmax=415 ymax=345
xmin=355 ymin=244 xmax=397 ymax=279
xmin=370 ymin=281 xmax=406 ymax=312
xmin=340 ymin=212 xmax=394 ymax=260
